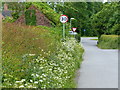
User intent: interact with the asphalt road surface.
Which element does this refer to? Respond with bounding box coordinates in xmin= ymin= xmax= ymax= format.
xmin=77 ymin=37 xmax=118 ymax=88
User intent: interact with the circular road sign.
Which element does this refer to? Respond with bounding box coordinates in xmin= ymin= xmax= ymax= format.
xmin=60 ymin=15 xmax=68 ymax=23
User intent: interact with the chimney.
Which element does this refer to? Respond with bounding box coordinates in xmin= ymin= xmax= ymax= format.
xmin=4 ymin=4 xmax=8 ymax=11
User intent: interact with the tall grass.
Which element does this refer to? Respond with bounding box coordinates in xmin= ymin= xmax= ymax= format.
xmin=98 ymin=35 xmax=119 ymax=49
xmin=2 ymin=23 xmax=84 ymax=88
xmin=2 ymin=23 xmax=58 ymax=79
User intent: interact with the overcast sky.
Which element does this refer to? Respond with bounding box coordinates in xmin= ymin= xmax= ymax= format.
xmin=103 ymin=0 xmax=107 ymax=3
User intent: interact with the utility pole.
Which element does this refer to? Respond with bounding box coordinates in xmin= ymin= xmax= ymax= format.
xmin=63 ymin=23 xmax=65 ymax=39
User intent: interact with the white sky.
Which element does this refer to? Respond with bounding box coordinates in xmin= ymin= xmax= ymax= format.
xmin=103 ymin=0 xmax=108 ymax=3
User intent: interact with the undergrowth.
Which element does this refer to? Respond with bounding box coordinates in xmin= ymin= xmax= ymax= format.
xmin=2 ymin=23 xmax=84 ymax=88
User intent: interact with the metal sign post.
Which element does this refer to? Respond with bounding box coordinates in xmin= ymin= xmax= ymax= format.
xmin=60 ymin=15 xmax=68 ymax=40
xmin=72 ymin=27 xmax=77 ymax=38
xmin=63 ymin=23 xmax=65 ymax=39
xmin=70 ymin=18 xmax=75 ymax=30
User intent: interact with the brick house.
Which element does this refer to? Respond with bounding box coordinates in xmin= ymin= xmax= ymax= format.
xmin=15 ymin=5 xmax=51 ymax=27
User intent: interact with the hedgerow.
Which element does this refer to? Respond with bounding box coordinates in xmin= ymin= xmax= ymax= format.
xmin=98 ymin=35 xmax=119 ymax=49
xmin=2 ymin=23 xmax=84 ymax=88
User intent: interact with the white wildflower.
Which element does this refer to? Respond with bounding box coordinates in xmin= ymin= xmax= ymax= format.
xmin=15 ymin=81 xmax=22 ymax=83
xmin=4 ymin=79 xmax=7 ymax=81
xmin=31 ymin=74 xmax=35 ymax=76
xmin=30 ymin=80 xmax=33 ymax=82
xmin=25 ymin=83 xmax=28 ymax=86
xmin=19 ymin=85 xmax=24 ymax=88
xmin=43 ymin=78 xmax=46 ymax=80
xmin=9 ymin=84 xmax=12 ymax=85
xmin=36 ymin=74 xmax=39 ymax=77
xmin=40 ymin=76 xmax=43 ymax=78
xmin=34 ymin=81 xmax=38 ymax=84
xmin=28 ymin=85 xmax=33 ymax=88
xmin=29 ymin=54 xmax=36 ymax=56
xmin=49 ymin=68 xmax=52 ymax=71
xmin=9 ymin=75 xmax=13 ymax=77
xmin=64 ymin=71 xmax=67 ymax=73
xmin=21 ymin=79 xmax=25 ymax=82
xmin=39 ymin=80 xmax=43 ymax=82
xmin=39 ymin=67 xmax=43 ymax=69
xmin=36 ymin=59 xmax=39 ymax=62
xmin=43 ymin=74 xmax=46 ymax=77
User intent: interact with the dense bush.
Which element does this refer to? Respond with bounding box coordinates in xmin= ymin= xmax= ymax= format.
xmin=2 ymin=23 xmax=84 ymax=88
xmin=91 ymin=2 xmax=120 ymax=37
xmin=75 ymin=34 xmax=81 ymax=42
xmin=98 ymin=35 xmax=119 ymax=49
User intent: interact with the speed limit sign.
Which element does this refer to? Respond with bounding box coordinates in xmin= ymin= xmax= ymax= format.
xmin=60 ymin=15 xmax=68 ymax=23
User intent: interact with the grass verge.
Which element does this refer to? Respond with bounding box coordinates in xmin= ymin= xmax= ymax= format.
xmin=90 ymin=39 xmax=98 ymax=40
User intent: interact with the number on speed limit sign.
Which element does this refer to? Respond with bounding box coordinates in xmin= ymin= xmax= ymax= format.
xmin=60 ymin=15 xmax=68 ymax=23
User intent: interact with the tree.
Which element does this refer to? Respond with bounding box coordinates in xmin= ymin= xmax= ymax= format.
xmin=55 ymin=2 xmax=103 ymax=36
xmin=91 ymin=2 xmax=120 ymax=38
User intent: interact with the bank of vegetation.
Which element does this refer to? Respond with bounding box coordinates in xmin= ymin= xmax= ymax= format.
xmin=2 ymin=3 xmax=85 ymax=87
xmin=98 ymin=35 xmax=119 ymax=49
xmin=2 ymin=1 xmax=120 ymax=88
xmin=2 ymin=23 xmax=84 ymax=88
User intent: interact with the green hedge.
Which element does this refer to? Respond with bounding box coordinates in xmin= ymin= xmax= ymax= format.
xmin=98 ymin=35 xmax=119 ymax=49
xmin=75 ymin=34 xmax=81 ymax=42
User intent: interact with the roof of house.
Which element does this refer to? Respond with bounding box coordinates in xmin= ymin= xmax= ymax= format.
xmin=2 ymin=10 xmax=12 ymax=17
xmin=15 ymin=5 xmax=51 ymax=27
